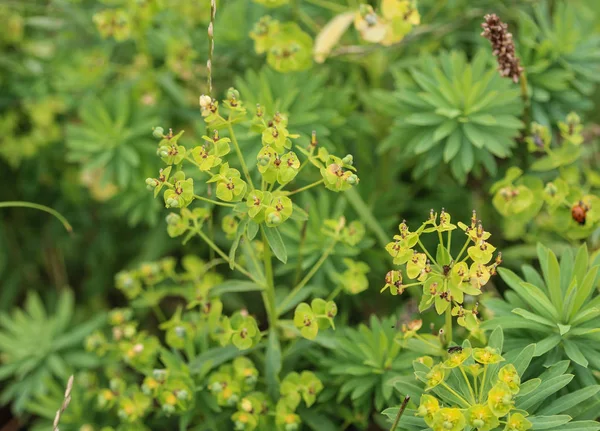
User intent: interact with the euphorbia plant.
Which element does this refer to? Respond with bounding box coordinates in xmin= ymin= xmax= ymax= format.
xmin=382 ymin=210 xmax=502 ymax=344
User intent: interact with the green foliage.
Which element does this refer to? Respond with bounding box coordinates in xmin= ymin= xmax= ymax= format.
xmin=384 ymin=327 xmax=600 ymax=431
xmin=519 ymin=1 xmax=600 ymax=125
xmin=372 ymin=50 xmax=524 ymax=183
xmin=490 ymin=113 xmax=600 ymax=241
xmin=0 ymin=290 xmax=104 ymax=413
xmin=3 ymin=0 xmax=600 ymax=429
xmin=484 ymin=243 xmax=600 ymax=377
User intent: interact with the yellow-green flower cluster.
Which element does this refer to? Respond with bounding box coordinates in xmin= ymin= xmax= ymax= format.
xmin=382 ymin=210 xmax=501 ymax=330
xmin=415 ymin=343 xmax=531 ymax=431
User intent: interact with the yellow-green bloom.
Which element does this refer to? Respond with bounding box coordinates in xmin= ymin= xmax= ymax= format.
xmin=488 ymin=382 xmax=514 ymax=417
xmin=416 ymin=394 xmax=439 ymax=427
xmin=431 ymin=408 xmax=466 ymax=431
xmin=473 ymin=347 xmax=504 ymax=365
xmin=498 ymin=364 xmax=520 ymax=394
xmin=466 ymin=404 xmax=499 ymax=431
xmin=504 ymin=413 xmax=532 ymax=431
xmin=407 ymin=252 xmax=428 ymax=280
xmin=425 ymin=364 xmax=446 ymax=391
xmin=444 ymin=347 xmax=472 ymax=368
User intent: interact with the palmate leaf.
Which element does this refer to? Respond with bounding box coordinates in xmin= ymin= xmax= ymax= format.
xmin=371 ymin=50 xmax=524 ymax=184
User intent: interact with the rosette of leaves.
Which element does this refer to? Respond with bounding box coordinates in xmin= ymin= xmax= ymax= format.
xmin=517 ymin=1 xmax=600 ymax=125
xmin=66 ymin=87 xmax=159 ymax=189
xmin=384 ymin=327 xmax=600 ymax=430
xmin=313 ymin=315 xmax=418 ymax=420
xmin=484 ymin=243 xmax=600 ymax=397
xmin=0 ymin=290 xmax=105 ymax=413
xmin=372 ymin=50 xmax=524 ymax=183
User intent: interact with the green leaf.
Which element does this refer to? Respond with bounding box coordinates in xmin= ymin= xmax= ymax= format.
xmin=517 ymin=378 xmax=541 ymax=397
xmin=265 ymin=330 xmax=282 ymax=400
xmin=517 ymin=375 xmax=574 ymax=410
xmin=563 ymin=340 xmax=588 ymax=368
xmin=544 ymin=249 xmax=563 ymax=311
xmin=443 ymin=129 xmax=462 ymax=162
xmin=247 ymin=220 xmax=259 ymax=240
xmin=229 ymin=218 xmax=249 ymax=270
xmin=542 ymin=421 xmax=600 ymax=431
xmin=512 ymin=308 xmax=555 ymax=328
xmin=263 ymin=226 xmax=288 ymax=264
xmin=210 ymin=281 xmax=264 ymax=297
xmin=539 ymin=385 xmax=600 ymax=415
xmin=462 ymin=123 xmax=486 ymax=148
xmin=488 ymin=326 xmax=504 ymax=351
xmin=512 ymin=344 xmax=536 ymax=377
xmin=529 ymin=416 xmax=572 ymax=430
xmin=533 ymin=335 xmax=562 ymax=357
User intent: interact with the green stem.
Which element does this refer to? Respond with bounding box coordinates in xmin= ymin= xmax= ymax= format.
xmin=283 ymin=179 xmax=324 ymax=196
xmin=441 ymin=382 xmax=471 ymax=408
xmin=344 ymin=187 xmax=389 ymax=249
xmin=293 ymin=217 xmax=309 ymax=286
xmin=454 ymin=237 xmax=471 ymax=262
xmin=389 ymin=395 xmax=411 ymax=431
xmin=152 ymin=305 xmax=167 ymax=323
xmin=445 ymin=306 xmax=453 ymax=346
xmin=193 ymin=194 xmax=236 ymax=207
xmin=460 ymin=366 xmax=476 ymax=404
xmin=195 ymin=229 xmax=263 ymax=286
xmin=417 ymin=238 xmax=439 ymax=268
xmin=277 ymin=238 xmax=338 ymax=315
xmin=0 ymin=201 xmax=73 ymax=233
xmin=327 ymin=284 xmax=343 ymax=301
xmin=260 ymin=227 xmax=278 ymax=329
xmin=242 ymin=236 xmax=265 ymax=280
xmin=479 ymin=365 xmax=488 ymax=403
xmin=447 ymin=230 xmax=452 ymax=256
xmin=227 ymin=119 xmax=255 ymax=190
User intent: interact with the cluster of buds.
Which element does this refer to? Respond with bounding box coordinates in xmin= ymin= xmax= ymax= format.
xmin=383 ymin=210 xmax=501 ymax=331
xmin=481 ymin=13 xmax=523 ymax=83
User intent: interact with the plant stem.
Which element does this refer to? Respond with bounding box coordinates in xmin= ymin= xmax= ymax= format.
xmin=293 ymin=217 xmax=309 ymax=285
xmin=389 ymin=395 xmax=410 ymax=431
xmin=0 ymin=201 xmax=73 ymax=233
xmin=327 ymin=284 xmax=343 ymax=301
xmin=441 ymin=382 xmax=471 ymax=408
xmin=207 ymin=0 xmax=216 ymax=95
xmin=460 ymin=366 xmax=476 ymax=404
xmin=445 ymin=306 xmax=453 ymax=346
xmin=479 ymin=365 xmax=488 ymax=403
xmin=417 ymin=238 xmax=439 ymax=268
xmin=227 ymin=119 xmax=255 ymax=190
xmin=193 ymin=194 xmax=236 ymax=207
xmin=284 ymin=179 xmax=324 ymax=196
xmin=277 ymin=238 xmax=338 ymax=315
xmin=447 ymin=230 xmax=452 ymax=256
xmin=454 ymin=237 xmax=471 ymax=261
xmin=260 ymin=226 xmax=278 ymax=329
xmin=195 ymin=229 xmax=263 ymax=286
xmin=344 ymin=188 xmax=389 ymax=249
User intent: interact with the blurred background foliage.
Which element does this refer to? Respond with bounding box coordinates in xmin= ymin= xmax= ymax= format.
xmin=0 ymin=0 xmax=599 ymax=429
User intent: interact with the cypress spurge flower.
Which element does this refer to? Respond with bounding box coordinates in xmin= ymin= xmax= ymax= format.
xmin=431 ymin=408 xmax=466 ymax=431
xmin=382 ymin=210 xmax=501 ymax=331
xmin=466 ymin=404 xmax=499 ymax=431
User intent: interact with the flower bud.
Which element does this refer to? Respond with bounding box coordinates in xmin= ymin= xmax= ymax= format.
xmin=267 ymin=211 xmax=282 ymax=225
xmin=162 ymin=404 xmax=175 ymax=415
xmin=166 ymin=197 xmax=180 ymax=208
xmin=258 ymin=155 xmax=270 ymax=166
xmin=146 ymin=178 xmax=158 ymax=188
xmin=174 ymin=326 xmax=186 ymax=338
xmin=176 ymin=390 xmax=189 ymax=400
xmin=227 ymin=87 xmax=240 ymax=101
xmin=341 ymin=154 xmax=353 ymax=165
xmin=346 ymin=174 xmax=358 ymax=185
xmin=158 ymin=145 xmax=170 ymax=158
xmin=166 ymin=213 xmax=181 ymax=225
xmin=152 ymin=127 xmax=164 ymax=139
